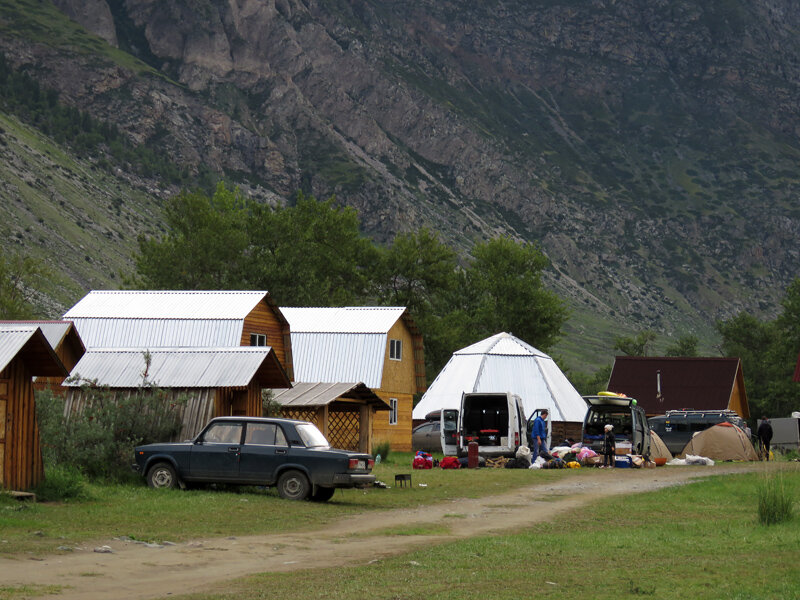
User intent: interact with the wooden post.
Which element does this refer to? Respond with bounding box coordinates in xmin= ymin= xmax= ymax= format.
xmin=359 ymin=404 xmax=372 ymax=454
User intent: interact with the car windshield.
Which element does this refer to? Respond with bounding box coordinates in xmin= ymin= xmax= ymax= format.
xmin=295 ymin=422 xmax=330 ymax=448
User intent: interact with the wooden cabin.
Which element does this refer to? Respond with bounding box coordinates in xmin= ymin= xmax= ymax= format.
xmin=0 ymin=326 xmax=68 ymax=490
xmin=63 ymin=290 xmax=293 ymax=379
xmin=270 ymin=382 xmax=390 ymax=453
xmin=607 ymin=356 xmax=750 ymax=419
xmin=0 ymin=321 xmax=85 ymax=394
xmin=64 ymin=347 xmax=291 ymax=440
xmin=281 ymin=307 xmax=425 ymax=452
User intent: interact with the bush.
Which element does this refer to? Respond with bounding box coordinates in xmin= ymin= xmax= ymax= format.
xmin=757 ymin=472 xmax=795 ymax=525
xmin=36 ymin=376 xmax=185 ymax=481
xmin=372 ymin=440 xmax=391 ymax=462
xmin=33 ymin=465 xmax=89 ymax=502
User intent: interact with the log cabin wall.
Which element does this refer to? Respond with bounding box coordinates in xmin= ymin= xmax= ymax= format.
xmin=241 ymin=302 xmax=293 ymax=380
xmin=1 ymin=358 xmax=44 ymax=490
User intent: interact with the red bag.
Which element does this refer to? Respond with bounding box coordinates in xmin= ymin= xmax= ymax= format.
xmin=413 ymin=451 xmax=433 ymax=469
xmin=440 ymin=456 xmax=461 ymax=469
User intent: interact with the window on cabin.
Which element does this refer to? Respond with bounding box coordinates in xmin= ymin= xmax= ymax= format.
xmin=389 ymin=398 xmax=398 ymax=425
xmin=389 ymin=339 xmax=402 ymax=361
xmin=250 ymin=333 xmax=267 ymax=346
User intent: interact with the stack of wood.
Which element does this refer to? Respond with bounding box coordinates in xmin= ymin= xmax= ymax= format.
xmin=485 ymin=457 xmax=510 ymax=468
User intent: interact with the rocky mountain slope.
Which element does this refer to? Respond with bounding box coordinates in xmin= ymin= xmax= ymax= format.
xmin=1 ymin=0 xmax=798 ymax=368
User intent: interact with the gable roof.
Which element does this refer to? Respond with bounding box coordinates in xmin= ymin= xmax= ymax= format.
xmin=65 ymin=347 xmax=290 ymax=389
xmin=607 ymin=356 xmax=747 ymax=416
xmin=63 ymin=290 xmax=282 ymax=348
xmin=0 ymin=326 xmax=68 ymax=377
xmin=412 ymin=332 xmax=587 ymax=422
xmin=281 ymin=307 xmax=410 ymax=388
xmin=0 ymin=321 xmax=86 ymax=368
xmin=280 ymin=307 xmax=407 ymax=333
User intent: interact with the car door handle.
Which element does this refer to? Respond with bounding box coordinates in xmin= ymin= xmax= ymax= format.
xmin=227 ymin=446 xmax=240 ymax=453
xmin=275 ymin=449 xmax=287 ymax=455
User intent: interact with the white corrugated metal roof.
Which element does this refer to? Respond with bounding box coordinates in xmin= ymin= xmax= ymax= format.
xmin=412 ymin=332 xmax=587 ymax=422
xmin=0 ymin=321 xmax=73 ymax=350
xmin=270 ymin=381 xmax=388 ymax=408
xmin=62 ymin=291 xmax=272 ymax=348
xmin=68 ymin=318 xmax=244 ymax=349
xmin=64 ymin=290 xmax=269 ymax=319
xmin=290 ymin=332 xmax=386 ymax=388
xmin=65 ymin=347 xmax=275 ymax=388
xmin=0 ymin=327 xmax=39 ymax=373
xmin=280 ymin=307 xmax=406 ymax=333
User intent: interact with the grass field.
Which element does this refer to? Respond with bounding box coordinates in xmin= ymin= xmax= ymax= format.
xmin=1 ymin=462 xmax=797 ymax=600
xmin=171 ymin=468 xmax=800 ymax=600
xmin=0 ymin=453 xmax=561 ymax=555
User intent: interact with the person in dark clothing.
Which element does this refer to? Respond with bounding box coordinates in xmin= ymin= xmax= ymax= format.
xmin=757 ymin=416 xmax=773 ymax=461
xmin=601 ymin=424 xmax=615 ymax=468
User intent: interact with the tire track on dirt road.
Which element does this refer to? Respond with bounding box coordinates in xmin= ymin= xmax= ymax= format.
xmin=0 ymin=464 xmax=775 ymax=599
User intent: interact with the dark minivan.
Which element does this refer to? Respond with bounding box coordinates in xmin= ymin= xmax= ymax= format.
xmin=648 ymin=410 xmax=748 ymax=455
xmin=582 ymin=394 xmax=651 ymax=456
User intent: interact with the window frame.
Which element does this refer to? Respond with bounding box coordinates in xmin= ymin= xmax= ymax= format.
xmin=389 ymin=398 xmax=398 ymax=425
xmin=250 ymin=333 xmax=267 ymax=347
xmin=389 ymin=338 xmax=402 ymax=361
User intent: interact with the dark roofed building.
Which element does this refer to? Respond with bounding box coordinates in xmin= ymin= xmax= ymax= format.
xmin=607 ymin=356 xmax=749 ymax=419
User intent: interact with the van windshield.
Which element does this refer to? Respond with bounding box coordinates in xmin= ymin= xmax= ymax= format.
xmin=585 ymin=407 xmax=634 ymax=442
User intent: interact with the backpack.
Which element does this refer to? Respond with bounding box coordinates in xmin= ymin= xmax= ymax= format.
xmin=440 ymin=456 xmax=461 ymax=469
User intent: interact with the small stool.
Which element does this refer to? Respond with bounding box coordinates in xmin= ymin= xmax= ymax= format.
xmin=395 ymin=474 xmax=411 ymax=488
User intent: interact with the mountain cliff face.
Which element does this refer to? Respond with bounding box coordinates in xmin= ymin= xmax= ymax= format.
xmin=1 ymin=0 xmax=799 ymax=363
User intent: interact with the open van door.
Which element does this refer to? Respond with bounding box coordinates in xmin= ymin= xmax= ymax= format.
xmin=527 ymin=409 xmax=552 ymax=449
xmin=439 ymin=409 xmax=459 ymax=456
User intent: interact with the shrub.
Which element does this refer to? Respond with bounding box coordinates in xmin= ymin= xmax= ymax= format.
xmin=33 ymin=465 xmax=89 ymax=502
xmin=36 ymin=371 xmax=185 ymax=481
xmin=372 ymin=440 xmax=391 ymax=462
xmin=757 ymin=472 xmax=795 ymax=525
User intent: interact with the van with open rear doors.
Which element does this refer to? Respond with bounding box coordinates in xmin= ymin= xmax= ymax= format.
xmin=582 ymin=393 xmax=651 ymax=456
xmin=441 ymin=392 xmax=528 ymax=457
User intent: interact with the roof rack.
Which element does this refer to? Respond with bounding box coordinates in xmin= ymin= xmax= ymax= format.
xmin=664 ymin=409 xmax=740 ymax=418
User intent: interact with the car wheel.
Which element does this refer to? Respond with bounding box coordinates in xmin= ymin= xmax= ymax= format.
xmin=146 ymin=462 xmax=179 ymax=489
xmin=310 ymin=486 xmax=336 ymax=502
xmin=277 ymin=470 xmax=310 ymax=500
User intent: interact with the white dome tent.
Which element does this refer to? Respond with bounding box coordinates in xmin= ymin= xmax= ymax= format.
xmin=413 ymin=333 xmax=587 ymax=435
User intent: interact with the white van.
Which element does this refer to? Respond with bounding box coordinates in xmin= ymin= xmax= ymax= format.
xmin=440 ymin=392 xmax=528 ymax=457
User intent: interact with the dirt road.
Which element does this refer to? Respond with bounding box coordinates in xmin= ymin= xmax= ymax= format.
xmin=0 ymin=464 xmax=770 ymax=599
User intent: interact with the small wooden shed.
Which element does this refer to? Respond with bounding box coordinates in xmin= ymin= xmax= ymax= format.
xmin=0 ymin=321 xmax=85 ymax=394
xmin=64 ymin=347 xmax=291 ymax=440
xmin=270 ymin=382 xmax=390 ymax=453
xmin=0 ymin=326 xmax=68 ymax=490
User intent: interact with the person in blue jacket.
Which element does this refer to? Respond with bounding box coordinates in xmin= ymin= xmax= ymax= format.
xmin=531 ymin=409 xmax=549 ymax=461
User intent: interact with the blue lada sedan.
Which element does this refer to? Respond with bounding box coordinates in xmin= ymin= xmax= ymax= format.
xmin=133 ymin=416 xmax=375 ymax=501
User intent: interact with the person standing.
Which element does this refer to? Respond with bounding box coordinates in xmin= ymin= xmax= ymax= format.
xmin=602 ymin=424 xmax=616 ymax=468
xmin=757 ymin=416 xmax=773 ymax=461
xmin=531 ymin=409 xmax=549 ymax=461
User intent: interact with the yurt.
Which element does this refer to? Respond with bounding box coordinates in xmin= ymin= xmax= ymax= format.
xmin=412 ymin=332 xmax=587 ymax=440
xmin=678 ymin=422 xmax=758 ymax=461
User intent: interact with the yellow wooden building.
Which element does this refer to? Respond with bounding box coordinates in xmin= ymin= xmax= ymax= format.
xmin=280 ymin=307 xmax=425 ymax=452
